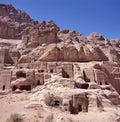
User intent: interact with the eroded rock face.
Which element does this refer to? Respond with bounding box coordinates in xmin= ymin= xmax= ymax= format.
xmin=0 ymin=3 xmax=34 ymax=39
xmin=59 ymin=45 xmax=79 ymax=62
xmin=18 ymin=43 xmax=108 ymax=63
xmin=22 ymin=20 xmax=60 ymax=48
xmin=38 ymin=44 xmax=60 ymax=61
xmin=19 ymin=22 xmax=120 ymax=63
xmin=87 ymin=32 xmax=105 ymax=41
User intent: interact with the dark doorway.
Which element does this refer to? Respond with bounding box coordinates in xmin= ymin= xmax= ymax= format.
xmin=12 ymin=85 xmax=17 ymax=91
xmin=2 ymin=85 xmax=5 ymax=90
xmin=54 ymin=100 xmax=60 ymax=106
xmin=62 ymin=69 xmax=70 ymax=78
xmin=50 ymin=69 xmax=53 ymax=73
xmin=37 ymin=80 xmax=40 ymax=85
xmin=83 ymin=71 xmax=90 ymax=82
xmin=78 ymin=105 xmax=82 ymax=112
xmin=100 ymin=82 xmax=102 ymax=85
xmin=20 ymin=85 xmax=31 ymax=91
xmin=88 ymin=79 xmax=90 ymax=82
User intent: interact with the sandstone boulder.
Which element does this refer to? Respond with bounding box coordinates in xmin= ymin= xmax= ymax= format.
xmin=60 ymin=45 xmax=79 ymax=62
xmin=39 ymin=44 xmax=60 ymax=61
xmin=87 ymin=32 xmax=105 ymax=41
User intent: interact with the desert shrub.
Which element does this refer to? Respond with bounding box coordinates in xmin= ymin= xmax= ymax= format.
xmin=44 ymin=93 xmax=55 ymax=106
xmin=6 ymin=113 xmax=23 ymax=122
xmin=45 ymin=113 xmax=54 ymax=122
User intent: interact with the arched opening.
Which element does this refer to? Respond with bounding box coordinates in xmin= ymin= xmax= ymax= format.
xmin=54 ymin=100 xmax=60 ymax=106
xmin=20 ymin=85 xmax=31 ymax=91
xmin=12 ymin=85 xmax=17 ymax=91
xmin=62 ymin=69 xmax=70 ymax=78
xmin=2 ymin=85 xmax=5 ymax=90
xmin=81 ymin=84 xmax=89 ymax=89
xmin=16 ymin=71 xmax=26 ymax=78
xmin=78 ymin=105 xmax=82 ymax=112
xmin=37 ymin=80 xmax=40 ymax=85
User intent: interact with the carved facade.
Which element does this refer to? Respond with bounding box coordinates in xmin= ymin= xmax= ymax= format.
xmin=0 ymin=48 xmax=20 ymax=65
xmin=51 ymin=93 xmax=88 ymax=114
xmin=0 ymin=70 xmax=12 ymax=90
xmin=17 ymin=61 xmax=120 ymax=94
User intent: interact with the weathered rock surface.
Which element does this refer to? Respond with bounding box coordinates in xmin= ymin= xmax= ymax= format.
xmin=0 ymin=3 xmax=35 ymax=39
xmin=22 ymin=20 xmax=60 ymax=48
xmin=17 ymin=21 xmax=119 ymax=63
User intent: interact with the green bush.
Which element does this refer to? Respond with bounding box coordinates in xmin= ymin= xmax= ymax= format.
xmin=6 ymin=113 xmax=23 ymax=122
xmin=44 ymin=93 xmax=55 ymax=106
xmin=45 ymin=113 xmax=54 ymax=122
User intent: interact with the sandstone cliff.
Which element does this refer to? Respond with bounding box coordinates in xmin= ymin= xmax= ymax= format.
xmin=17 ymin=22 xmax=120 ymax=64
xmin=0 ymin=3 xmax=36 ymax=39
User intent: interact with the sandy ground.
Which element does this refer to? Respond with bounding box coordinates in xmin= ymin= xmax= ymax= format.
xmin=0 ymin=91 xmax=120 ymax=122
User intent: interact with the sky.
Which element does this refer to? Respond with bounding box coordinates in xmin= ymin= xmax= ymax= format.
xmin=0 ymin=0 xmax=120 ymax=38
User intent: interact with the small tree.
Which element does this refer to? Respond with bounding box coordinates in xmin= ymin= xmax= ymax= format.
xmin=44 ymin=93 xmax=55 ymax=106
xmin=45 ymin=113 xmax=54 ymax=122
xmin=6 ymin=113 xmax=23 ymax=122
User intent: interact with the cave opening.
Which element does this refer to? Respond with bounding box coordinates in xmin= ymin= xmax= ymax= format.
xmin=54 ymin=100 xmax=60 ymax=106
xmin=16 ymin=71 xmax=26 ymax=78
xmin=38 ymin=70 xmax=44 ymax=73
xmin=62 ymin=69 xmax=70 ymax=78
xmin=12 ymin=85 xmax=17 ymax=91
xmin=83 ymin=71 xmax=90 ymax=82
xmin=2 ymin=85 xmax=5 ymax=90
xmin=50 ymin=69 xmax=53 ymax=73
xmin=78 ymin=105 xmax=82 ymax=112
xmin=100 ymin=82 xmax=102 ymax=85
xmin=37 ymin=80 xmax=40 ymax=85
